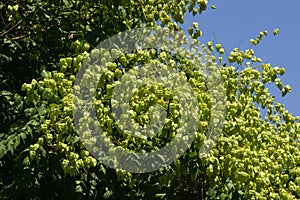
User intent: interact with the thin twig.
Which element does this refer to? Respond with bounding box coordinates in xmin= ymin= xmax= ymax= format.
xmin=0 ymin=19 xmax=23 ymax=37
xmin=11 ymin=21 xmax=62 ymax=41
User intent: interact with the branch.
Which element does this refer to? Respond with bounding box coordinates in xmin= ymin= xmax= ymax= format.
xmin=10 ymin=14 xmax=86 ymax=41
xmin=0 ymin=19 xmax=23 ymax=38
xmin=11 ymin=22 xmax=62 ymax=41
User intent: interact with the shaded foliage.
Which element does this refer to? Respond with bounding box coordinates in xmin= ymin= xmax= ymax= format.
xmin=0 ymin=0 xmax=299 ymax=199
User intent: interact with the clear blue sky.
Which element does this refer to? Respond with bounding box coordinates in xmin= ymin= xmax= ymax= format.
xmin=183 ymin=1 xmax=300 ymax=116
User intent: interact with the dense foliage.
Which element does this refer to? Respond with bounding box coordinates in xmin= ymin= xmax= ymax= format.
xmin=1 ymin=0 xmax=299 ymax=199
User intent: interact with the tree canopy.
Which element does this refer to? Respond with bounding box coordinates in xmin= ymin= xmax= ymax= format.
xmin=0 ymin=0 xmax=299 ymax=199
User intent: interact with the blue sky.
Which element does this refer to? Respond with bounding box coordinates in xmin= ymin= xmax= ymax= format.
xmin=183 ymin=1 xmax=300 ymax=116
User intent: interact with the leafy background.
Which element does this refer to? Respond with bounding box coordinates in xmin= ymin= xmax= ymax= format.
xmin=0 ymin=0 xmax=299 ymax=199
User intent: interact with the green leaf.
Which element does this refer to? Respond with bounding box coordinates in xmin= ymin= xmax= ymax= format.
xmin=40 ymin=146 xmax=47 ymax=157
xmin=20 ymin=132 xmax=27 ymax=141
xmin=0 ymin=145 xmax=6 ymax=159
xmin=75 ymin=185 xmax=83 ymax=193
xmin=103 ymin=190 xmax=113 ymax=199
xmin=22 ymin=157 xmax=30 ymax=165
